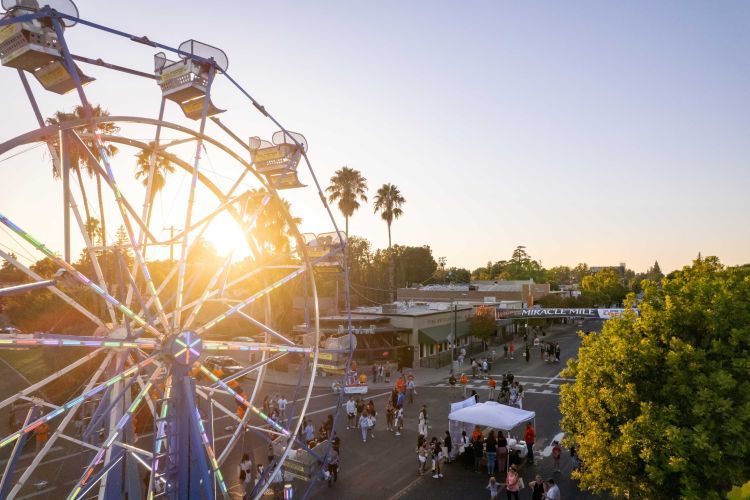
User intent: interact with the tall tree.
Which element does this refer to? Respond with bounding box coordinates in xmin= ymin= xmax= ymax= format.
xmin=325 ymin=167 xmax=368 ymax=239
xmin=134 ymin=141 xmax=175 ymax=225
xmin=373 ymin=183 xmax=405 ymax=302
xmin=47 ymin=105 xmax=120 ymax=247
xmin=561 ymin=257 xmax=750 ymax=499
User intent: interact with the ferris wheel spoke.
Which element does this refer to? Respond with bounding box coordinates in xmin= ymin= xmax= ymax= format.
xmin=161 ymin=262 xmax=270 ymax=325
xmin=68 ymin=364 xmax=165 ymax=500
xmin=70 ymin=130 xmax=171 ymax=333
xmin=191 ymin=406 xmax=229 ymax=499
xmin=5 ymin=351 xmax=116 ymax=498
xmin=182 ymin=252 xmax=233 ymax=331
xmin=52 ymin=136 xmax=119 ymax=325
xmin=195 ymin=264 xmax=308 ymax=335
xmin=0 ymin=353 xmax=158 ymax=450
xmin=197 ymin=364 xmax=290 ymax=437
xmin=0 ymin=213 xmax=162 ymax=337
xmin=234 ymin=307 xmax=296 ymax=346
xmin=148 ymin=374 xmax=172 ymax=497
xmin=0 ymin=249 xmax=105 ymax=329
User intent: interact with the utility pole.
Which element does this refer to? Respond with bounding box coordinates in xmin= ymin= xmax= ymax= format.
xmin=164 ymin=225 xmax=180 ymax=261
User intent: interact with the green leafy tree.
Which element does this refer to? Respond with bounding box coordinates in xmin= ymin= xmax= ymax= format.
xmin=325 ymin=167 xmax=368 ymax=239
xmin=446 ymin=267 xmax=471 ymax=284
xmin=395 ymin=245 xmax=437 ymax=287
xmin=580 ymin=268 xmax=626 ymax=306
xmin=467 ymin=310 xmax=497 ymax=339
xmin=560 ymin=257 xmax=750 ymax=499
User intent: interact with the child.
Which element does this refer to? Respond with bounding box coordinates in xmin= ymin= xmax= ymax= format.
xmin=486 ymin=476 xmax=499 ymax=500
xmin=552 ymin=440 xmax=562 ymax=472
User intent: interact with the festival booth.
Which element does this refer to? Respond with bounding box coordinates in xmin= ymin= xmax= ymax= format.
xmin=448 ymin=400 xmax=536 ymax=466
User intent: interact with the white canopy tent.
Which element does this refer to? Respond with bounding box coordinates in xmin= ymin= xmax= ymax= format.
xmin=448 ymin=401 xmax=536 ymax=467
xmin=449 ymin=401 xmax=535 ymax=431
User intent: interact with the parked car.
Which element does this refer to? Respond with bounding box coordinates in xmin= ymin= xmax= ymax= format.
xmin=204 ymin=356 xmax=246 ymax=378
xmin=0 ymin=326 xmax=22 ymax=336
xmin=232 ymin=336 xmax=256 ymax=343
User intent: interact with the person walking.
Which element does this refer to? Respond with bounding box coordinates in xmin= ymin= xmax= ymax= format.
xmin=443 ymin=430 xmax=453 ymax=463
xmin=326 ymin=448 xmax=339 ymax=487
xmin=277 ymin=395 xmax=288 ymax=423
xmin=485 ymin=430 xmax=497 ymax=475
xmin=238 ymin=453 xmax=253 ymax=494
xmin=555 ymin=343 xmax=561 ymax=362
xmin=395 ymin=404 xmax=404 ymax=435
xmin=460 ymin=373 xmax=469 ymax=397
xmin=472 ymin=433 xmax=484 ymax=473
xmin=407 ymin=377 xmax=416 ymax=404
xmin=431 ymin=437 xmax=443 ymax=478
xmin=378 ymin=364 xmax=385 ymax=382
xmin=506 ymin=465 xmax=521 ymax=500
xmin=509 ymin=342 xmax=515 ymax=360
xmin=545 ymin=479 xmax=561 ymax=500
xmin=418 ymin=408 xmax=428 ymax=437
xmin=359 ymin=411 xmax=370 ymax=443
xmin=524 ymin=422 xmax=536 ymax=464
xmin=552 ymin=441 xmax=562 ymax=472
xmin=417 ymin=437 xmax=428 ymax=475
xmin=449 ymin=373 xmax=457 ymax=394
xmin=503 ymin=343 xmax=508 ymax=359
xmin=346 ymin=396 xmax=356 ymax=429
xmin=525 ymin=343 xmax=530 ymax=363
xmin=486 ymin=477 xmax=500 ymax=500
xmin=366 ymin=401 xmax=377 ymax=439
xmin=530 ymin=474 xmax=546 ymax=500
xmin=35 ymin=422 xmax=50 ymax=454
xmin=419 ymin=405 xmax=429 ymax=430
xmin=386 ymin=399 xmax=395 ymax=432
xmin=303 ymin=419 xmax=315 ymax=443
xmin=488 ymin=376 xmax=496 ymax=400
xmin=355 ymin=397 xmax=365 ymax=428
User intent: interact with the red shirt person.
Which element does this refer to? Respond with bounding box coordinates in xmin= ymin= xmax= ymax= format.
xmin=523 ymin=422 xmax=535 ymax=464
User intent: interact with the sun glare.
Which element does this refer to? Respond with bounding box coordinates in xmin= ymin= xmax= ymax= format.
xmin=201 ymin=214 xmax=251 ymax=260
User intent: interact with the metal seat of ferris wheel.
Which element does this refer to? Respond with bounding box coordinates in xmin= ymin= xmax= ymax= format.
xmin=303 ymin=231 xmax=345 ymax=272
xmin=0 ymin=0 xmax=94 ymax=94
xmin=153 ymin=39 xmax=227 ymax=119
xmin=249 ymin=130 xmax=308 ymax=189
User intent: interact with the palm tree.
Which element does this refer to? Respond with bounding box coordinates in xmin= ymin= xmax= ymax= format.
xmin=134 ymin=141 xmax=175 ymax=225
xmin=242 ymin=189 xmax=302 ymax=259
xmin=47 ymin=105 xmax=120 ymax=247
xmin=373 ymin=183 xmax=405 ymax=249
xmin=325 ymin=167 xmax=368 ymax=239
xmin=373 ymin=183 xmax=405 ymax=302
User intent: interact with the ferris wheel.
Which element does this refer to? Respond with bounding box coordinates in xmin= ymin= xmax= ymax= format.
xmin=0 ymin=1 xmax=352 ymax=499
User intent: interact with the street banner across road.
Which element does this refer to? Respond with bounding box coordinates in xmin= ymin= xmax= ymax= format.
xmin=495 ymin=308 xmax=638 ymax=320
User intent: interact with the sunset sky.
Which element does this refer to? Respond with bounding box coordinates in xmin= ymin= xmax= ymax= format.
xmin=0 ymin=0 xmax=748 ymax=274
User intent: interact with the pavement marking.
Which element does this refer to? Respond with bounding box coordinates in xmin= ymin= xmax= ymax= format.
xmin=0 ymin=446 xmax=63 ymax=466
xmin=546 ymin=370 xmax=565 ymax=385
xmin=540 ymin=431 xmax=566 ymax=458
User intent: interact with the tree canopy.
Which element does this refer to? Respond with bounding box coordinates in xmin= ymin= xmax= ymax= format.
xmin=560 ymin=257 xmax=750 ymax=499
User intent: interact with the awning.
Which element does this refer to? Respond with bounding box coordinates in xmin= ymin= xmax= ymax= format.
xmin=418 ymin=321 xmax=468 ymax=344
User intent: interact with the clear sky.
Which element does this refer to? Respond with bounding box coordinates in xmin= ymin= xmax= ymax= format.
xmin=0 ymin=0 xmax=748 ymax=274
